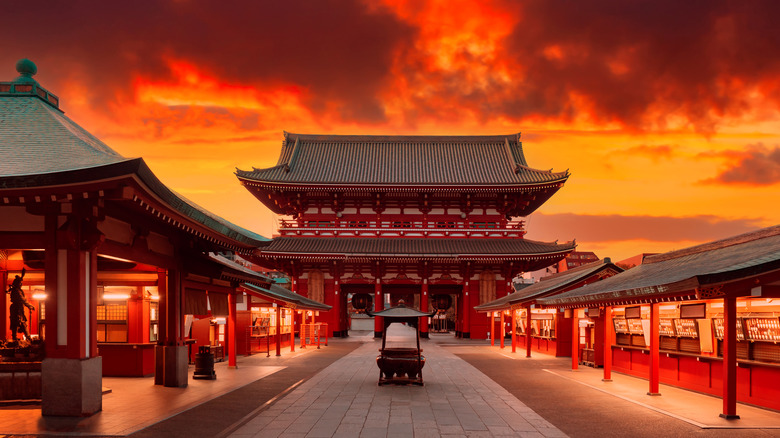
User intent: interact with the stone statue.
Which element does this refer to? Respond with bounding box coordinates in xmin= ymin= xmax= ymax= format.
xmin=8 ymin=268 xmax=35 ymax=342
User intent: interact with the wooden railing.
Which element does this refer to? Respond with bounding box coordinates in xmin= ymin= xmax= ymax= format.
xmin=278 ymin=219 xmax=525 ymax=231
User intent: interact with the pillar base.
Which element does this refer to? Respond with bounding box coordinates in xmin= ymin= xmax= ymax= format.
xmin=420 ymin=332 xmax=429 ymax=339
xmin=602 ymin=379 xmax=613 ymax=382
xmin=42 ymin=357 xmax=102 ymax=417
xmin=155 ymin=345 xmax=188 ymax=387
xmin=647 ymin=392 xmax=662 ymax=396
xmin=374 ymin=331 xmax=383 ymax=338
xmin=719 ymin=413 xmax=740 ymax=420
xmin=462 ymin=332 xmax=470 ymax=339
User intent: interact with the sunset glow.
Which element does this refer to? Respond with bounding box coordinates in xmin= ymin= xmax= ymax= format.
xmin=5 ymin=0 xmax=780 ymax=262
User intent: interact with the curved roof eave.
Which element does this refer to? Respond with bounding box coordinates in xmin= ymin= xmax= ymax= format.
xmin=0 ymin=158 xmax=269 ymax=248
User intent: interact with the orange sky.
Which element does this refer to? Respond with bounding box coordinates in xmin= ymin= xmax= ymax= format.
xmin=5 ymin=0 xmax=780 ymax=262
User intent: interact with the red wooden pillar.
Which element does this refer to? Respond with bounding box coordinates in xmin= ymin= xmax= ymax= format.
xmin=721 ymin=296 xmax=739 ymax=419
xmin=41 ymin=212 xmax=102 ymax=416
xmin=499 ymin=311 xmax=505 ymax=349
xmin=420 ymin=280 xmax=429 ymax=338
xmin=511 ymin=307 xmax=517 ymax=353
xmin=490 ymin=312 xmax=496 ymax=346
xmin=332 ymin=279 xmax=342 ymax=338
xmin=290 ymin=308 xmax=295 ymax=352
xmin=462 ymin=279 xmax=470 ymax=338
xmin=301 ymin=310 xmax=307 ymax=348
xmin=572 ymin=308 xmax=579 ymax=370
xmin=228 ymin=292 xmax=237 ymax=368
xmin=275 ymin=305 xmax=281 ymax=357
xmin=603 ymin=306 xmax=612 ymax=382
xmin=374 ymin=278 xmax=383 ymax=338
xmin=648 ymin=303 xmax=661 ymax=395
xmin=155 ymin=263 xmax=187 ymax=388
xmin=525 ymin=305 xmax=532 ymax=358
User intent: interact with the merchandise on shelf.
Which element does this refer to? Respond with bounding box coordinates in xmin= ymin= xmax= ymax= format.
xmin=712 ymin=318 xmax=745 ymax=341
xmin=613 ymin=318 xmax=629 ymax=334
xmin=673 ymin=318 xmax=698 ymax=338
xmin=659 ymin=319 xmax=675 ymax=337
xmin=744 ymin=317 xmax=780 ymax=342
xmin=627 ymin=318 xmax=644 ymax=335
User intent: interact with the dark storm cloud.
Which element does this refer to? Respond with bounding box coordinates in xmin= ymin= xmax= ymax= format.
xmin=407 ymin=0 xmax=780 ymax=132
xmin=701 ymin=143 xmax=780 ymax=186
xmin=6 ymin=1 xmax=780 ymax=130
xmin=496 ymin=0 xmax=780 ymax=131
xmin=526 ymin=213 xmax=763 ymax=243
xmin=2 ymin=0 xmax=414 ymax=122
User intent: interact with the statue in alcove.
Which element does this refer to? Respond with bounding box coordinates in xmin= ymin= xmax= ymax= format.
xmin=8 ymin=268 xmax=35 ymax=343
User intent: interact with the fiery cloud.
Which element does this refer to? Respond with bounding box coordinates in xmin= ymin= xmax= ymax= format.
xmin=701 ymin=143 xmax=780 ymax=186
xmin=5 ymin=1 xmax=780 ymax=131
xmin=3 ymin=1 xmax=780 ymax=261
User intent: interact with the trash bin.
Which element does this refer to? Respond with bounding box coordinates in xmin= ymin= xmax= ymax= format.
xmin=193 ymin=346 xmax=216 ymax=380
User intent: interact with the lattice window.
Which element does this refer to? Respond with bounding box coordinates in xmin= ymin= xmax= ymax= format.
xmin=479 ymin=270 xmax=496 ymax=304
xmin=97 ymin=302 xmax=128 ymax=343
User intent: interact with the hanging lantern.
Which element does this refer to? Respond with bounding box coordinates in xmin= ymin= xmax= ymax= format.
xmin=431 ymin=294 xmax=453 ymax=311
xmin=352 ymin=293 xmax=371 ymax=310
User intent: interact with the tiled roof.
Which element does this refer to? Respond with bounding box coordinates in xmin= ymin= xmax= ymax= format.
xmin=539 ymin=225 xmax=780 ymax=307
xmin=236 ymin=132 xmax=569 ymax=187
xmin=257 ymin=236 xmax=576 ymax=259
xmin=474 ymin=259 xmax=623 ymax=312
xmin=0 ymin=96 xmax=128 ymax=175
xmin=208 ymin=253 xmax=272 ymax=287
xmin=0 ymin=75 xmax=267 ymax=247
xmin=241 ymin=282 xmax=331 ymax=311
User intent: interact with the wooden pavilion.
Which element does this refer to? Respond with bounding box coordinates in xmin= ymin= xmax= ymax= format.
xmin=537 ymin=225 xmax=780 ymax=418
xmin=0 ymin=60 xmax=270 ymax=416
xmin=475 ymin=258 xmax=623 ymax=358
xmin=237 ymin=132 xmax=576 ymax=339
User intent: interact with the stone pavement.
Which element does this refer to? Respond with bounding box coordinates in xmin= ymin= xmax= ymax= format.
xmin=228 ymin=325 xmax=567 ymax=438
xmin=0 ymin=359 xmax=286 ymax=436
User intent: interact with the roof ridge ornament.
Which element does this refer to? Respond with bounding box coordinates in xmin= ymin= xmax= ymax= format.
xmin=13 ymin=59 xmax=38 ymax=84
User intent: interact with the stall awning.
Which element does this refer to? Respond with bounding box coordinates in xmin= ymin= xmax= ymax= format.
xmin=241 ymin=282 xmax=331 ymax=311
xmin=209 ymin=292 xmax=230 ymax=316
xmin=185 ymin=288 xmax=208 ymax=315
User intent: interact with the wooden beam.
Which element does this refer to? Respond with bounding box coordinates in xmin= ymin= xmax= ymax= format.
xmin=98 ymin=239 xmax=175 ymax=270
xmin=0 ymin=232 xmax=46 ymax=249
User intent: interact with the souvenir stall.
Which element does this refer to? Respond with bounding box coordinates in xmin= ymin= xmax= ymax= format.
xmin=241 ymin=282 xmax=330 ymax=357
xmin=539 ymin=226 xmax=780 ymax=418
xmin=475 ymin=259 xmax=622 ymax=358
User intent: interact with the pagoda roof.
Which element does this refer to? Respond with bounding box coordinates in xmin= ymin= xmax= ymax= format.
xmin=0 ymin=62 xmax=268 ymax=248
xmin=241 ymin=282 xmax=331 ymax=311
xmin=474 ymin=259 xmax=623 ymax=312
xmin=255 ymin=236 xmax=576 ymax=261
xmin=538 ymin=225 xmax=780 ymax=308
xmin=236 ymin=132 xmax=569 ymax=188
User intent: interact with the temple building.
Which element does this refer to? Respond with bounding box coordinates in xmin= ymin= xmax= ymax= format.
xmin=237 ymin=132 xmax=576 ymax=339
xmin=0 ymin=60 xmax=276 ymax=416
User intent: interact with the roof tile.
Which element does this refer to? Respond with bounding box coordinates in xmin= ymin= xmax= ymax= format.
xmin=237 ymin=132 xmax=568 ymax=186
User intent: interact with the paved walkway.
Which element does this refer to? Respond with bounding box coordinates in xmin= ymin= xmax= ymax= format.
xmin=2 ymin=327 xmax=780 ymax=437
xmin=0 ymin=354 xmax=291 ymax=436
xmin=228 ymin=325 xmax=566 ymax=438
